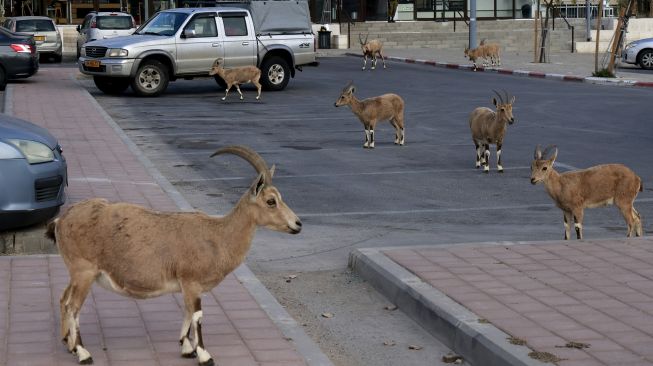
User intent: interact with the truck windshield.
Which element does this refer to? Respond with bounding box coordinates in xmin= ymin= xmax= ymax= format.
xmin=135 ymin=12 xmax=188 ymax=36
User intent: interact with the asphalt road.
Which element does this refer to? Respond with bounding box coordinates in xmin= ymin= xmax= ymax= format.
xmin=84 ymin=56 xmax=653 ymax=365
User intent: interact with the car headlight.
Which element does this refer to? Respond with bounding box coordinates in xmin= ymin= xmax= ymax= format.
xmin=107 ymin=48 xmax=128 ymax=57
xmin=624 ymin=42 xmax=637 ymax=51
xmin=7 ymin=139 xmax=54 ymax=164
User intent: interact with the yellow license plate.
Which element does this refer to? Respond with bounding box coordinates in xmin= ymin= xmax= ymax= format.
xmin=33 ymin=35 xmax=45 ymax=41
xmin=84 ymin=60 xmax=101 ymax=68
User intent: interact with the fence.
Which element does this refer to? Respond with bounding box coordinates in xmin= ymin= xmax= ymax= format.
xmin=554 ymin=3 xmax=614 ymax=18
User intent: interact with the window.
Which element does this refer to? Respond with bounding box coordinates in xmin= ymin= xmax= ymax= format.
xmin=184 ymin=16 xmax=217 ymax=37
xmin=222 ymin=16 xmax=247 ymax=37
xmin=16 ymin=19 xmax=56 ymax=32
xmin=96 ymin=16 xmax=134 ymax=30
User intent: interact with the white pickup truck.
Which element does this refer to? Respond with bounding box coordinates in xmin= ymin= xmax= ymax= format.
xmin=78 ymin=2 xmax=318 ymax=96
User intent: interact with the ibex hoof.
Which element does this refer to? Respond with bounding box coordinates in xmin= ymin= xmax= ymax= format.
xmin=256 ymin=96 xmax=260 ymax=100
xmin=371 ymin=67 xmax=376 ymax=70
xmin=221 ymin=97 xmax=226 ymax=101
xmin=240 ymin=97 xmax=244 ymax=100
xmin=199 ymin=358 xmax=215 ymax=366
xmin=498 ymin=169 xmax=504 ymax=173
xmin=362 ymin=67 xmax=365 ymax=71
xmin=182 ymin=351 xmax=197 ymax=359
xmin=79 ymin=357 xmax=93 ymax=365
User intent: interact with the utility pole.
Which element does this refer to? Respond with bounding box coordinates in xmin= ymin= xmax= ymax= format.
xmin=585 ymin=0 xmax=591 ymax=41
xmin=469 ymin=0 xmax=477 ymax=48
xmin=594 ymin=0 xmax=603 ymax=72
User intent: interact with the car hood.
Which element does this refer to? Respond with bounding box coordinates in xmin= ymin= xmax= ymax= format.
xmin=86 ymin=34 xmax=174 ymax=49
xmin=0 ymin=114 xmax=58 ymax=149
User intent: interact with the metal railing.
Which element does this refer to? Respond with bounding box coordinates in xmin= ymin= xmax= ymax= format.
xmin=554 ymin=3 xmax=614 ymax=18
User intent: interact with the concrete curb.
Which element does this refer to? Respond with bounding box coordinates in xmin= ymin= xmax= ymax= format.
xmin=349 ymin=247 xmax=545 ymax=366
xmin=344 ymin=52 xmax=653 ymax=88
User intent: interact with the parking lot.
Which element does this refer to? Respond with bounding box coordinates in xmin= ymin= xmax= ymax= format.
xmin=82 ymin=56 xmax=653 ymax=365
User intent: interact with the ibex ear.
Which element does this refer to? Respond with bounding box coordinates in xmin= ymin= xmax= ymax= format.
xmin=534 ymin=144 xmax=542 ymax=160
xmin=492 ymin=97 xmax=498 ymax=107
xmin=269 ymin=164 xmax=276 ymax=178
xmin=250 ymin=172 xmax=266 ymax=198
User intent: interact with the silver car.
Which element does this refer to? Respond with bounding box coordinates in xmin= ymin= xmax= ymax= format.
xmin=622 ymin=37 xmax=653 ymax=70
xmin=76 ymin=11 xmax=136 ymax=59
xmin=3 ymin=16 xmax=62 ymax=62
xmin=0 ymin=114 xmax=67 ymax=230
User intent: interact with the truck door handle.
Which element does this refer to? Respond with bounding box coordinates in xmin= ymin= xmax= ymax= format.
xmin=241 ymin=42 xmax=249 ymax=46
xmin=212 ymin=43 xmax=221 ymax=47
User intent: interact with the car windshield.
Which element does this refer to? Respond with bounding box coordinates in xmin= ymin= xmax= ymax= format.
xmin=96 ymin=15 xmax=134 ymax=30
xmin=16 ymin=19 xmax=55 ymax=32
xmin=135 ymin=12 xmax=188 ymax=36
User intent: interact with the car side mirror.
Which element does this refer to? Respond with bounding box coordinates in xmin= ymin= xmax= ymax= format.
xmin=76 ymin=25 xmax=81 ymax=32
xmin=182 ymin=28 xmax=196 ymax=38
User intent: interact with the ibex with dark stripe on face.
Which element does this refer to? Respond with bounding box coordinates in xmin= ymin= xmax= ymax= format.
xmin=469 ymin=90 xmax=515 ymax=173
xmin=359 ymin=33 xmax=386 ymax=71
xmin=334 ymin=81 xmax=405 ymax=148
xmin=531 ymin=145 xmax=643 ymax=240
xmin=47 ymin=146 xmax=301 ymax=366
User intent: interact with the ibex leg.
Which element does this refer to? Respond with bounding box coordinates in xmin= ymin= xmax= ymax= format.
xmin=633 ymin=208 xmax=643 ymax=237
xmin=617 ymin=199 xmax=639 ymax=237
xmin=496 ymin=142 xmax=504 ymax=173
xmin=369 ymin=129 xmax=375 ymax=148
xmin=235 ymin=85 xmax=244 ymax=100
xmin=483 ymin=144 xmax=490 ymax=173
xmin=362 ymin=55 xmax=368 ymax=70
xmin=474 ymin=142 xmax=482 ymax=168
xmin=363 ymin=128 xmax=370 ymax=148
xmin=221 ymin=86 xmax=231 ymax=101
xmin=371 ymin=56 xmax=377 ymax=70
xmin=182 ymin=282 xmax=214 ymax=366
xmin=399 ymin=128 xmax=405 ymax=145
xmin=563 ymin=211 xmax=572 ymax=240
xmin=379 ymin=52 xmax=387 ymax=69
xmin=573 ymin=210 xmax=584 ymax=239
xmin=61 ymin=272 xmax=95 ymax=364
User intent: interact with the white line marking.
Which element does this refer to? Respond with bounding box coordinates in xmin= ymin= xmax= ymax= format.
xmin=554 ymin=162 xmax=579 ymax=171
xmin=69 ymin=177 xmax=158 ymax=186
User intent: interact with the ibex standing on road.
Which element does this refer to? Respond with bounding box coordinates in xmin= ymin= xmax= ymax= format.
xmin=360 ymin=34 xmax=387 ymax=71
xmin=209 ymin=58 xmax=262 ymax=101
xmin=469 ymin=90 xmax=515 ymax=173
xmin=531 ymin=145 xmax=643 ymax=240
xmin=335 ymin=81 xmax=405 ymax=148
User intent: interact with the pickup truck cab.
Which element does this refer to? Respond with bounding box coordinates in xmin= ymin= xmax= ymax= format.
xmin=79 ymin=7 xmax=317 ymax=96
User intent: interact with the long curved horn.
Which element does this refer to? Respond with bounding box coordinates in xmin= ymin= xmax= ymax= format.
xmin=359 ymin=33 xmax=364 ymax=45
xmin=503 ymin=89 xmax=510 ymax=104
xmin=492 ymin=89 xmax=504 ymax=103
xmin=210 ymin=145 xmax=271 ymax=183
xmin=342 ymin=80 xmax=354 ymax=93
xmin=364 ymin=33 xmax=369 ymax=44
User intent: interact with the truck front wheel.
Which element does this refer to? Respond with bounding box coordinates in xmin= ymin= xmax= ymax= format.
xmin=131 ymin=60 xmax=169 ymax=97
xmin=260 ymin=56 xmax=290 ymax=91
xmin=93 ymin=76 xmax=130 ymax=95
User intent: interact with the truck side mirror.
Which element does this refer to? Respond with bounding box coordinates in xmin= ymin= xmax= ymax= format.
xmin=182 ymin=28 xmax=196 ymax=38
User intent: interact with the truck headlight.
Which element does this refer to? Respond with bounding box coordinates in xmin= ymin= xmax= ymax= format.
xmin=107 ymin=48 xmax=128 ymax=57
xmin=624 ymin=42 xmax=636 ymax=51
xmin=7 ymin=139 xmax=54 ymax=164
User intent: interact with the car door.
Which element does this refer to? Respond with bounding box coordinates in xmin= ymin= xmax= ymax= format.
xmin=175 ymin=12 xmax=224 ymax=74
xmin=218 ymin=12 xmax=256 ymax=68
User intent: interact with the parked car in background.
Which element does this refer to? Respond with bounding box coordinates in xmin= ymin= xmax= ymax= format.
xmin=76 ymin=11 xmax=136 ymax=58
xmin=0 ymin=114 xmax=67 ymax=231
xmin=0 ymin=27 xmax=38 ymax=90
xmin=622 ymin=37 xmax=653 ymax=70
xmin=3 ymin=16 xmax=62 ymax=62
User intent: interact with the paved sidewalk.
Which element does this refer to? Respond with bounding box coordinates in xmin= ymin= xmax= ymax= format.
xmin=351 ymin=239 xmax=653 ymax=366
xmin=319 ymin=47 xmax=653 ymax=87
xmin=0 ymin=67 xmax=332 ymax=366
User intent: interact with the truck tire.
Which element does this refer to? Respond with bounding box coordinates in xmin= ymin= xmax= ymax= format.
xmin=131 ymin=60 xmax=169 ymax=97
xmin=260 ymin=56 xmax=290 ymax=91
xmin=93 ymin=76 xmax=130 ymax=95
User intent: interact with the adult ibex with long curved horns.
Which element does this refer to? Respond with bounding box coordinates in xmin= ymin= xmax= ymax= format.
xmin=47 ymin=145 xmax=301 ymax=366
xmin=359 ymin=33 xmax=386 ymax=71
xmin=469 ymin=90 xmax=516 ymax=173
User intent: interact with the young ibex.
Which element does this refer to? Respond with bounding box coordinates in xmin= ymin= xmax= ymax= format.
xmin=464 ymin=46 xmax=488 ymax=71
xmin=47 ymin=145 xmax=301 ymax=366
xmin=531 ymin=145 xmax=643 ymax=240
xmin=209 ymin=58 xmax=262 ymax=101
xmin=479 ymin=39 xmax=501 ymax=67
xmin=469 ymin=90 xmax=515 ymax=173
xmin=359 ymin=34 xmax=387 ymax=71
xmin=334 ymin=81 xmax=405 ymax=148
